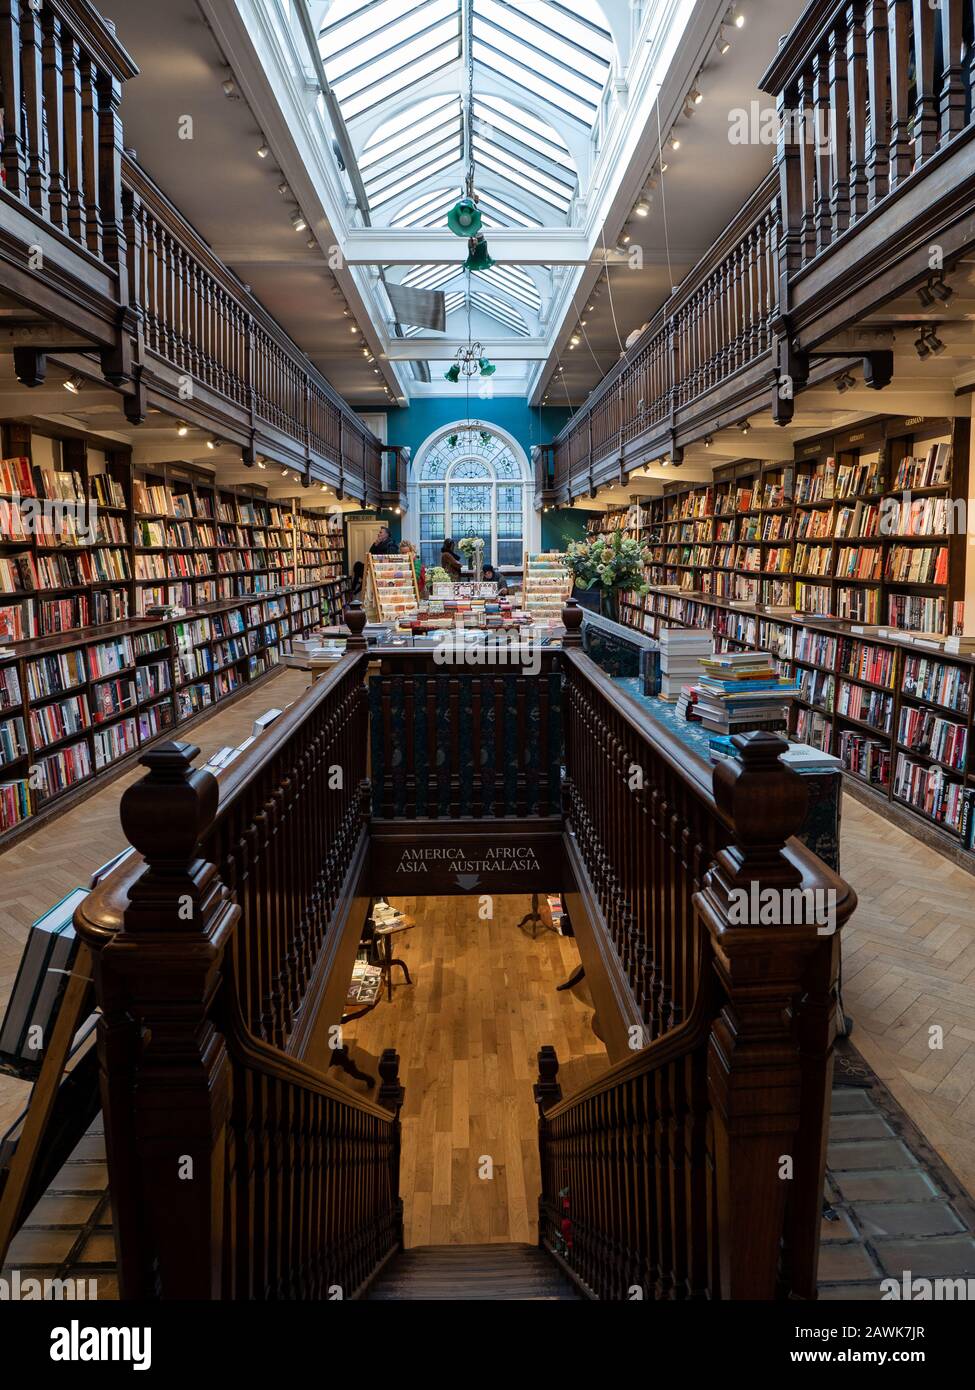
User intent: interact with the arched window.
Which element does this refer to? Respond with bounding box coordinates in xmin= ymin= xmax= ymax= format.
xmin=415 ymin=428 xmax=529 ymax=571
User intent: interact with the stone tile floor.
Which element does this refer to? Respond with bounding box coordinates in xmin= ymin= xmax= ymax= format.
xmin=820 ymin=1043 xmax=975 ymax=1298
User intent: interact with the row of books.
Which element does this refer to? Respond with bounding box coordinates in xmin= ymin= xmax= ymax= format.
xmin=897 ymin=707 xmax=968 ymax=771
xmin=838 ymin=729 xmax=891 ymax=787
xmin=893 ymin=753 xmax=965 ymax=830
xmin=835 ymin=680 xmax=894 ymax=733
xmin=889 ymin=443 xmax=952 ymax=491
xmin=901 ymin=655 xmax=971 ymax=714
xmin=838 ymin=639 xmax=897 ymax=688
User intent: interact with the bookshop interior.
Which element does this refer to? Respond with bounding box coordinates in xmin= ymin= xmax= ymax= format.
xmin=1 ymin=0 xmax=975 ymax=1326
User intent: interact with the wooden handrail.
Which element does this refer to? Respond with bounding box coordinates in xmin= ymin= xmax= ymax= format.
xmin=74 ymin=650 xmax=402 ymax=1298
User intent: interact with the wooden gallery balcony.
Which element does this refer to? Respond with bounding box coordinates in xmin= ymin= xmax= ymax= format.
xmin=545 ymin=0 xmax=975 ymax=501
xmin=7 ymin=609 xmax=858 ymax=1301
xmin=0 ymin=0 xmax=384 ymax=500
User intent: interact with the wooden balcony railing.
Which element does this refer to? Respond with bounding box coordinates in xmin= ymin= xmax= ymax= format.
xmin=368 ymin=647 xmax=563 ymax=820
xmin=552 ymin=175 xmax=780 ymax=491
xmin=764 ymin=0 xmax=975 ymax=277
xmin=75 ymin=650 xmax=403 ymax=1300
xmin=540 ymin=637 xmax=856 ymax=1298
xmin=0 ymin=0 xmax=136 ymax=270
xmin=122 ymin=161 xmax=383 ymax=497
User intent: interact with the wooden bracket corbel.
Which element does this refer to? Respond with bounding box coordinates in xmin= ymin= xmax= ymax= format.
xmin=13 ymin=347 xmax=46 ymax=387
xmin=123 ymin=369 xmax=147 ymax=426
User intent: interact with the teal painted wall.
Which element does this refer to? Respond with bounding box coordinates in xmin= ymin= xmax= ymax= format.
xmin=384 ymin=396 xmax=570 ymax=464
xmin=542 ymin=507 xmax=598 ymax=551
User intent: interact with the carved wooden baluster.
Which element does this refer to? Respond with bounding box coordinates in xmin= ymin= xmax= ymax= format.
xmin=864 ymin=0 xmax=890 ymax=204
xmin=911 ymin=0 xmax=938 ymax=166
xmin=812 ymin=47 xmax=832 ymax=251
xmin=938 ymin=0 xmax=965 ymax=140
xmin=97 ymin=67 xmax=126 ymax=283
xmin=80 ymin=53 xmax=102 ymax=258
xmin=797 ymin=71 xmax=816 ymax=262
xmin=887 ymin=0 xmax=912 ymax=186
xmin=75 ymin=741 xmax=235 ymax=1299
xmin=41 ymin=8 xmax=67 ymax=231
xmin=828 ymin=14 xmax=851 ymax=235
xmin=59 ymin=28 xmax=85 ymax=243
xmin=0 ymin=0 xmax=27 ymax=199
xmin=21 ymin=0 xmax=47 ymax=218
xmin=845 ymin=1 xmax=868 ymax=222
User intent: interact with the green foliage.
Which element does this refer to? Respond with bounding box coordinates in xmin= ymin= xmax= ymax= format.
xmin=563 ymin=529 xmax=651 ymax=592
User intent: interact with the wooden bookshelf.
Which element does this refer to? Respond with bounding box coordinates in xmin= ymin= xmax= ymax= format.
xmin=0 ymin=422 xmax=352 ymax=846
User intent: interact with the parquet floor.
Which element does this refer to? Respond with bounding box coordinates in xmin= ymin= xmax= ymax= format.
xmin=338 ymin=895 xmax=609 ymax=1246
xmin=839 ymin=796 xmax=975 ymax=1201
xmin=0 ymin=668 xmax=313 ymax=1137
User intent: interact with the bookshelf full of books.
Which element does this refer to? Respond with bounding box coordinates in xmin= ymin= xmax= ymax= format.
xmin=0 ymin=423 xmax=354 ymax=846
xmin=609 ymin=416 xmax=975 ymax=858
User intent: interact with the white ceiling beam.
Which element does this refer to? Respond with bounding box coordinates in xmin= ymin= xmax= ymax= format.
xmin=344 ymin=227 xmax=591 ymax=264
xmin=383 ymin=337 xmax=550 ymax=360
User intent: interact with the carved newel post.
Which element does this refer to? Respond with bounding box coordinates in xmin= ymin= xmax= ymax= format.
xmin=344 ymin=599 xmax=367 ymax=650
xmin=694 ymin=731 xmax=853 ymax=1300
xmin=560 ymin=597 xmax=584 ymax=647
xmin=77 ymin=742 xmax=237 ymax=1300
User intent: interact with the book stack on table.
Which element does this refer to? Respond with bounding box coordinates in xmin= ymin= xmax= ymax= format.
xmin=659 ymin=627 xmax=713 ymax=700
xmin=693 ymin=650 xmax=800 ymax=736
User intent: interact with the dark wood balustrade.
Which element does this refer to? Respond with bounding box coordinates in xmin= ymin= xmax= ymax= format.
xmin=537 ymin=716 xmax=856 ymax=1300
xmin=552 ymin=175 xmax=780 ymax=494
xmin=74 ymin=650 xmax=403 ymax=1299
xmin=368 ymin=647 xmax=563 ymax=821
xmin=122 ymin=161 xmax=383 ymax=496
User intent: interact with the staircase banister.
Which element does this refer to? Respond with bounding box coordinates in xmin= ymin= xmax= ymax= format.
xmin=212 ymin=649 xmax=370 ymax=815
xmin=538 ymin=988 xmax=713 ymax=1122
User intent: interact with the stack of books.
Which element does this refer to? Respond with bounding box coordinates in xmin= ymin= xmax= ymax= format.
xmin=659 ymin=627 xmax=713 ymax=700
xmin=692 ymin=650 xmax=799 ymax=736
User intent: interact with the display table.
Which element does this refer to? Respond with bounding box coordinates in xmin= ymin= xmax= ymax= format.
xmin=613 ymin=675 xmax=843 ymax=873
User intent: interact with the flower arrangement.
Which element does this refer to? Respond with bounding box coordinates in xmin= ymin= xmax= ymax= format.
xmin=564 ymin=530 xmax=651 ymax=619
xmin=457 ymin=536 xmax=485 ymax=561
xmin=426 ymin=565 xmax=450 ymax=587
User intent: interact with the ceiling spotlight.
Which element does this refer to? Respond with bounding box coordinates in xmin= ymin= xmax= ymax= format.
xmin=635 ymin=198 xmax=651 ymax=217
xmin=350 ymin=324 xmax=358 ymax=334
xmin=916 ymin=281 xmax=935 ymax=308
xmin=660 ymin=160 xmax=669 ymax=173
xmin=281 ymin=468 xmax=289 ymax=477
xmin=740 ymin=421 xmax=751 ymax=435
xmin=835 ymin=370 xmax=856 ymax=393
xmin=732 ymin=6 xmax=745 ymax=28
xmin=63 ymin=374 xmax=83 ymax=394
xmin=277 ymin=181 xmax=289 ymax=196
xmin=306 ymin=237 xmax=316 ymax=249
xmin=206 ymin=437 xmax=220 ymax=450
xmin=689 ymin=87 xmax=703 ymax=105
xmin=570 ymin=333 xmax=581 ymax=346
xmin=704 ymin=435 xmax=713 ymax=448
xmin=291 ymin=210 xmax=307 ymax=232
xmin=931 ymin=276 xmax=953 ymax=303
xmin=716 ymin=25 xmax=731 ymax=54
xmin=176 ymin=421 xmax=189 ymax=436
xmin=669 ymin=135 xmax=681 ymax=150
xmin=257 ymin=141 xmax=269 ymax=159
xmin=257 ymin=460 xmax=266 ymax=470
xmin=222 ymin=76 xmax=237 ymax=98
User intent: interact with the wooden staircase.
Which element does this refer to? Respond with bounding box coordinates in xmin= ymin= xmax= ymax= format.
xmin=365 ymin=1245 xmax=580 ymax=1300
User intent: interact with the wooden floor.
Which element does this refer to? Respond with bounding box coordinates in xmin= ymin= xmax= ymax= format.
xmin=839 ymin=796 xmax=975 ymax=1202
xmin=339 ymin=895 xmax=609 ymax=1246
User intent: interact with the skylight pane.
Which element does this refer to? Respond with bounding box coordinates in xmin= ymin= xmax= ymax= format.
xmin=338 ymin=38 xmax=460 ymax=119
xmin=366 ymin=134 xmax=461 ymax=198
xmin=370 ymin=149 xmax=460 ymax=207
xmin=472 ymin=36 xmax=595 ymax=125
xmin=472 ymin=136 xmax=572 ymax=202
xmin=361 ymin=95 xmax=458 ymax=167
xmin=473 ymin=145 xmax=570 ymax=210
xmin=479 ymin=0 xmax=608 ymax=88
xmin=325 ymin=0 xmax=457 ymax=84
xmin=475 ymin=92 xmax=572 ymax=154
xmin=473 ymin=98 xmax=574 ymax=172
xmin=474 ymin=267 xmax=539 ymax=309
xmin=476 ymin=193 xmax=540 ymax=227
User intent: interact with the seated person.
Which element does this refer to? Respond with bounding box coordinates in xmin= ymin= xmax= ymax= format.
xmin=481 ymin=564 xmax=508 ymax=594
xmin=440 ymin=538 xmax=463 ymax=579
xmin=349 ymin=560 xmax=364 ymax=598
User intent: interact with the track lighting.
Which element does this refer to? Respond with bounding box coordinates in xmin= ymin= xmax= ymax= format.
xmin=570 ymin=333 xmax=581 ymax=347
xmin=669 ymin=135 xmax=681 ymax=150
xmin=689 ymin=87 xmax=703 ymax=105
xmin=63 ymin=374 xmax=83 ymax=394
xmin=206 ymin=437 xmax=220 ymax=450
xmin=277 ymin=181 xmax=289 ymax=196
xmin=740 ymin=421 xmax=751 ymax=435
xmin=715 ymin=26 xmax=731 ymax=54
xmin=914 ymin=326 xmax=946 ymax=357
xmin=350 ymin=324 xmax=358 ymax=334
xmin=918 ymin=273 xmax=953 ymax=306
xmin=306 ymin=237 xmax=316 ymax=249
xmin=291 ymin=210 xmax=307 ymax=232
xmin=732 ymin=6 xmax=745 ymax=28
xmin=257 ymin=141 xmax=269 ymax=159
xmin=635 ymin=198 xmax=651 ymax=217
xmin=257 ymin=460 xmax=266 ymax=470
xmin=281 ymin=468 xmax=289 ymax=476
xmin=222 ymin=76 xmax=237 ymax=98
xmin=176 ymin=421 xmax=189 ymax=436
xmin=704 ymin=435 xmax=713 ymax=448
xmin=835 ymin=370 xmax=856 ymax=393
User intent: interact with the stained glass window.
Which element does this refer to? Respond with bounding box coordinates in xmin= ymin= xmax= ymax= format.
xmin=416 ymin=427 xmax=527 ymax=568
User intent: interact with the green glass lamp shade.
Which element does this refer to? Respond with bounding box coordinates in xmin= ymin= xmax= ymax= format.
xmin=464 ymin=236 xmax=494 ymax=272
xmin=444 ymin=363 xmax=461 ymax=383
xmin=478 ymin=358 xmax=496 ymax=377
xmin=447 ymin=198 xmax=482 ymax=237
